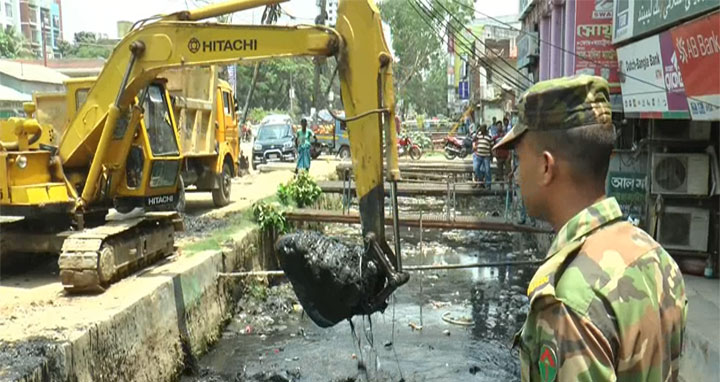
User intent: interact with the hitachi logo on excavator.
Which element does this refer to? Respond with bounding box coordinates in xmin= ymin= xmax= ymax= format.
xmin=187 ymin=37 xmax=257 ymax=53
xmin=146 ymin=195 xmax=174 ymax=206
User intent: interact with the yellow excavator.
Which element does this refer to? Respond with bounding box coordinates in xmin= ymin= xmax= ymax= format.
xmin=0 ymin=0 xmax=408 ymax=299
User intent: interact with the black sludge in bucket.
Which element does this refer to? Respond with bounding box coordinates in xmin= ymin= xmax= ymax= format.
xmin=275 ymin=231 xmax=386 ymax=327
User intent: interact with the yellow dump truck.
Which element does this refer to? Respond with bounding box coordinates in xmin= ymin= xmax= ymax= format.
xmin=31 ymin=66 xmax=246 ymax=211
xmin=164 ymin=66 xmax=246 ymax=209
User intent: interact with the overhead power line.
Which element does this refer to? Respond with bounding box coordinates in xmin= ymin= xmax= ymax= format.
xmin=412 ymin=0 xmax=522 ymax=98
xmin=413 ymin=0 xmax=531 ymax=91
xmin=411 ymin=0 xmax=527 ymax=93
xmin=429 ymin=0 xmax=534 ymax=86
xmin=445 ymin=0 xmax=719 ymax=109
xmin=407 ymin=0 xmax=520 ymax=99
xmin=416 ymin=1 xmax=527 ymax=90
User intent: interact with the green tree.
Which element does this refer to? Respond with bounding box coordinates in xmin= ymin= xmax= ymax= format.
xmin=235 ymin=58 xmax=338 ymax=118
xmin=0 ymin=27 xmax=31 ymax=58
xmin=67 ymin=31 xmax=113 ymax=59
xmin=379 ymin=0 xmax=472 ymax=117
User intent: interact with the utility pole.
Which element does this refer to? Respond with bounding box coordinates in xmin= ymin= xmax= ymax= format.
xmin=241 ymin=6 xmax=279 ymax=127
xmin=311 ymin=0 xmax=327 ymax=128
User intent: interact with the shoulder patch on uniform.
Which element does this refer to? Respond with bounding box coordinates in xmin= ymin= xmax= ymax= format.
xmin=538 ymin=344 xmax=558 ymax=382
xmin=527 ymin=274 xmax=549 ymax=296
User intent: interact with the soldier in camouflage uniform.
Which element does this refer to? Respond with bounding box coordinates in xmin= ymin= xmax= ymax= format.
xmin=494 ymin=75 xmax=687 ymax=382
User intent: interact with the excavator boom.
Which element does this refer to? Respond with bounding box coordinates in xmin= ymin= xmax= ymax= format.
xmin=2 ymin=0 xmax=407 ymax=299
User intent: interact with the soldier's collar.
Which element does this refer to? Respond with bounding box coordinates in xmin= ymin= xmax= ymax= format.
xmin=545 ymin=197 xmax=623 ymax=259
xmin=527 ymin=237 xmax=586 ymax=302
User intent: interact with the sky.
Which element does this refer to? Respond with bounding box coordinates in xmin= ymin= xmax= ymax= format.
xmin=62 ymin=0 xmax=518 ymax=41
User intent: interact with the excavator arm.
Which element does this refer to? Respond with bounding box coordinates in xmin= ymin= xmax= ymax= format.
xmin=53 ymin=0 xmax=407 ymax=299
xmin=335 ymin=0 xmax=408 ymax=308
xmin=448 ymin=101 xmax=476 ymax=136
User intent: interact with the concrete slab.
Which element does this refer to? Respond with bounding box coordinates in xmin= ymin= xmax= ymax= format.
xmin=680 ymin=275 xmax=720 ymax=382
xmin=0 ymin=228 xmax=262 ymax=382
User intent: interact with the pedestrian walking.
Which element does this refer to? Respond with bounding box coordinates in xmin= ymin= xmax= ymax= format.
xmin=494 ymin=75 xmax=687 ymax=381
xmin=295 ymin=118 xmax=314 ymax=174
xmin=472 ymin=124 xmax=492 ymax=188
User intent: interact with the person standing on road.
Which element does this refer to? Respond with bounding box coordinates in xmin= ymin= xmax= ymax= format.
xmin=472 ymin=124 xmax=492 ymax=188
xmin=494 ymin=75 xmax=687 ymax=382
xmin=295 ymin=118 xmax=314 ymax=174
xmin=490 ymin=116 xmax=498 ymax=136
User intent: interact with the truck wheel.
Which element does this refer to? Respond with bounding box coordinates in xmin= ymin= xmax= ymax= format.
xmin=338 ymin=146 xmax=351 ymax=161
xmin=212 ymin=163 xmax=232 ymax=207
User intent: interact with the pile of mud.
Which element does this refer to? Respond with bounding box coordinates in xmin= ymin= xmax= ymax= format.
xmin=0 ymin=340 xmax=57 ymax=380
xmin=275 ymin=231 xmax=385 ymax=328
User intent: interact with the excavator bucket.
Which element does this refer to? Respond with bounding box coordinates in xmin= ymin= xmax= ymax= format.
xmin=276 ymin=0 xmax=409 ymax=327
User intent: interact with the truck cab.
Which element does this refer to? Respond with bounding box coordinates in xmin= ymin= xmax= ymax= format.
xmin=312 ymin=115 xmax=350 ymax=160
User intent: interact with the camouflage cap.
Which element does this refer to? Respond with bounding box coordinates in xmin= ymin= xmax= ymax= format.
xmin=494 ymin=75 xmax=612 ymax=150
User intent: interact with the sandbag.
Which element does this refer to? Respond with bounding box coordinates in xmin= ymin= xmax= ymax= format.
xmin=275 ymin=231 xmax=386 ymax=327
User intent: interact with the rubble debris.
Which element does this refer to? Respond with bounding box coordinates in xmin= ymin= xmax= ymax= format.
xmin=408 ymin=322 xmax=423 ymax=331
xmin=275 ymin=231 xmax=385 ymax=328
xmin=0 ymin=340 xmax=57 ymax=381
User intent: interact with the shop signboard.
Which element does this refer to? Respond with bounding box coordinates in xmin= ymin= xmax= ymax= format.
xmin=575 ymin=0 xmax=619 ymax=92
xmin=458 ymin=80 xmax=470 ymax=100
xmin=607 ymin=171 xmax=646 ymax=220
xmin=613 ymin=0 xmax=719 ymax=44
xmin=670 ymin=12 xmax=720 ymax=121
xmin=617 ymin=31 xmax=690 ymax=119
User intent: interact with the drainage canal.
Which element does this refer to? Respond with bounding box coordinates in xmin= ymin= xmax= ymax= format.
xmin=182 ymin=195 xmax=543 ymax=382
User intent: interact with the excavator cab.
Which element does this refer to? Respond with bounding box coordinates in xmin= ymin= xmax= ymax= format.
xmin=113 ymin=82 xmax=183 ymax=212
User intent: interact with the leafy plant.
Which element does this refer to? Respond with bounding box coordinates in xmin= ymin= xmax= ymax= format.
xmin=276 ymin=172 xmax=322 ymax=208
xmin=277 ymin=182 xmax=293 ymax=205
xmin=408 ymin=130 xmax=433 ymax=150
xmin=252 ymin=201 xmax=290 ymax=234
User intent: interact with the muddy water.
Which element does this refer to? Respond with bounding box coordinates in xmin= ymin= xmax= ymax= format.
xmin=183 ymin=196 xmax=542 ymax=382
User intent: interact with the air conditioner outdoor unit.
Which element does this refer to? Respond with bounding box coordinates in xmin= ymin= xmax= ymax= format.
xmin=657 ymin=206 xmax=710 ymax=252
xmin=651 ymin=153 xmax=709 ymax=195
xmin=651 ymin=122 xmax=711 ymax=140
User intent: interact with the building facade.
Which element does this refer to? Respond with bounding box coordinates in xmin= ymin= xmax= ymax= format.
xmin=449 ymin=15 xmax=520 ymax=123
xmin=18 ymin=0 xmax=62 ymax=59
xmin=0 ymin=1 xmax=21 ymax=33
xmin=316 ymin=0 xmax=338 ymax=26
xmin=517 ymin=0 xmax=720 ymax=283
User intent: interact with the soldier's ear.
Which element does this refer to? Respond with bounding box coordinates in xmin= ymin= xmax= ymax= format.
xmin=541 ymin=150 xmax=556 ymax=186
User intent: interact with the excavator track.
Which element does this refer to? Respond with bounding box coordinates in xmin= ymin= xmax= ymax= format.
xmin=59 ymin=212 xmax=182 ymax=293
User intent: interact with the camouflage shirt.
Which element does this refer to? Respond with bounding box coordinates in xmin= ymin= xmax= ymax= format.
xmin=516 ymin=197 xmax=687 ymax=382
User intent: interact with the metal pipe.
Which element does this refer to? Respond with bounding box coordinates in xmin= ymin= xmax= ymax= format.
xmin=219 ymin=270 xmax=285 ymax=277
xmin=403 ymin=260 xmax=542 ymax=271
xmin=217 ymin=259 xmax=543 ymax=278
xmin=390 ymin=180 xmax=402 ymax=271
xmin=171 ymin=0 xmax=288 ymax=21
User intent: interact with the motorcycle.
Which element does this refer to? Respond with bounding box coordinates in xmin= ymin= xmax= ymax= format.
xmin=240 ymin=123 xmax=253 ymax=142
xmin=398 ymin=134 xmax=423 ymax=160
xmin=443 ymin=134 xmax=474 ymax=160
